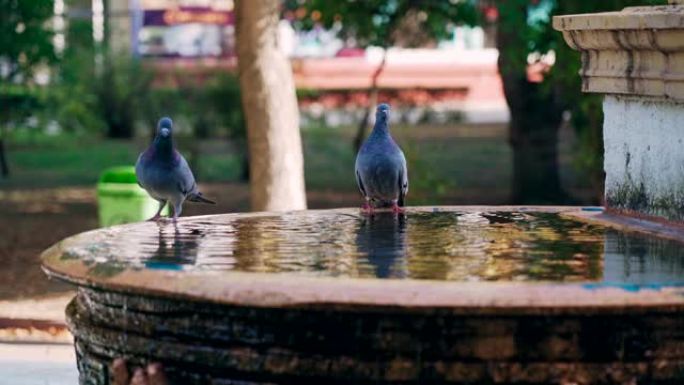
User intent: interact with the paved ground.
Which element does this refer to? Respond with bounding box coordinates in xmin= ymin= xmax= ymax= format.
xmin=0 ymin=295 xmax=73 ymax=323
xmin=0 ymin=343 xmax=78 ymax=385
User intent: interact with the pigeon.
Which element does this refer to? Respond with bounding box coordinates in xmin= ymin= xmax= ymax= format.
xmin=135 ymin=117 xmax=215 ymax=222
xmin=355 ymin=103 xmax=408 ymax=213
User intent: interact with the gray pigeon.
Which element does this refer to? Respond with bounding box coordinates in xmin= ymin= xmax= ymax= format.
xmin=355 ymin=103 xmax=408 ymax=213
xmin=135 ymin=117 xmax=215 ymax=222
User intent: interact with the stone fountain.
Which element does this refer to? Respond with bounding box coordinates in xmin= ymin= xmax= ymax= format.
xmin=42 ymin=2 xmax=684 ymax=385
xmin=43 ymin=206 xmax=684 ymax=384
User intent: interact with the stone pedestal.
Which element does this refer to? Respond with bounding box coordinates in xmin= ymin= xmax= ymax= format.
xmin=554 ymin=3 xmax=684 ymax=221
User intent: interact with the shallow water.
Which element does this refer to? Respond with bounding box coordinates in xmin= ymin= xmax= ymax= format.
xmin=68 ymin=211 xmax=684 ymax=283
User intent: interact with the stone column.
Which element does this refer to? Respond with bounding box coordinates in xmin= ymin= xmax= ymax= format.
xmin=554 ymin=3 xmax=684 ymax=221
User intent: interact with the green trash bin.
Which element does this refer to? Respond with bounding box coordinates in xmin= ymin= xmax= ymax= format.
xmin=97 ymin=166 xmax=167 ymax=227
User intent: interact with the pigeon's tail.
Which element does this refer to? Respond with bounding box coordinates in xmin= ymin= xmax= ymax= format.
xmin=187 ymin=192 xmax=216 ymax=204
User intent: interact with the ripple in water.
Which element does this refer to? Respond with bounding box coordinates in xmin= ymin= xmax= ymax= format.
xmin=68 ymin=211 xmax=684 ymax=283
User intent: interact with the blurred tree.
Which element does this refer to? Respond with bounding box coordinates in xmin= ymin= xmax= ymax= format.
xmin=0 ymin=0 xmax=56 ymax=177
xmin=207 ymin=73 xmax=249 ymax=181
xmin=51 ymin=0 xmax=103 ymax=135
xmin=0 ymin=0 xmax=55 ymax=83
xmin=235 ymin=0 xmax=307 ymax=211
xmin=505 ymin=0 xmax=667 ymax=203
xmin=496 ymin=0 xmax=567 ymax=204
xmin=93 ymin=55 xmax=152 ymax=138
xmin=61 ymin=0 xmax=94 ymax=85
xmin=290 ymin=0 xmax=478 ymax=152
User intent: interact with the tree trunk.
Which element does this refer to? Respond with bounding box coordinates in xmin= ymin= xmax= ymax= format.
xmin=353 ymin=51 xmax=387 ymax=153
xmin=0 ymin=138 xmax=9 ymax=177
xmin=235 ymin=0 xmax=307 ymax=211
xmin=496 ymin=1 xmax=566 ymax=204
xmin=501 ymin=73 xmax=566 ymax=204
xmin=509 ymin=117 xmax=563 ymax=204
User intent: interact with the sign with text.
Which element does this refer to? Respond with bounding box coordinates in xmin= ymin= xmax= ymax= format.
xmin=143 ymin=7 xmax=233 ymax=26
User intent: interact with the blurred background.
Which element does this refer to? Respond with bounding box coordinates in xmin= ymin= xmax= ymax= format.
xmin=0 ymin=0 xmax=665 ymax=303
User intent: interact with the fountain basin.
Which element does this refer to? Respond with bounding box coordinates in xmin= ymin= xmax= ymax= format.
xmin=42 ymin=207 xmax=684 ymax=384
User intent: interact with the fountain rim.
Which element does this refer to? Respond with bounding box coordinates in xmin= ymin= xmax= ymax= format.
xmin=41 ymin=205 xmax=684 ymax=316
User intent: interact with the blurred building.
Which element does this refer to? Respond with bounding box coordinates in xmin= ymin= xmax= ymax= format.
xmin=106 ymin=0 xmax=235 ymax=57
xmin=97 ymin=0 xmax=508 ymax=122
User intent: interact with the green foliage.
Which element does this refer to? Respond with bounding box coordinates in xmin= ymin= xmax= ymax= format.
xmin=401 ymin=140 xmax=453 ymax=204
xmin=51 ymin=89 xmax=105 ymax=134
xmin=3 ymin=135 xmax=245 ymax=187
xmin=0 ymin=0 xmax=56 ymax=83
xmin=205 ymin=73 xmax=245 ymax=140
xmin=94 ymin=56 xmax=154 ymax=138
xmin=289 ymin=0 xmax=478 ymax=48
xmin=0 ymin=85 xmax=46 ymax=126
xmin=49 ymin=52 xmax=153 ymax=138
xmin=497 ymin=0 xmax=545 ymax=76
xmin=142 ymin=87 xmax=185 ymax=136
xmin=296 ymin=88 xmax=322 ymax=100
xmin=142 ymin=72 xmax=245 ymax=140
xmin=49 ymin=52 xmax=101 ymax=134
xmin=302 ymin=123 xmax=512 ymax=203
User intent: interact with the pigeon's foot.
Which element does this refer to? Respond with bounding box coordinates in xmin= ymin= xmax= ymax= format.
xmin=391 ymin=203 xmax=405 ymax=214
xmin=111 ymin=358 xmax=167 ymax=385
xmin=148 ymin=215 xmax=174 ymax=223
xmin=361 ymin=201 xmax=374 ymax=215
xmin=147 ymin=214 xmax=162 ymax=222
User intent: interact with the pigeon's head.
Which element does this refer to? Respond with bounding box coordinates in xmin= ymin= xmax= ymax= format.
xmin=375 ymin=103 xmax=390 ymax=121
xmin=157 ymin=117 xmax=173 ymax=138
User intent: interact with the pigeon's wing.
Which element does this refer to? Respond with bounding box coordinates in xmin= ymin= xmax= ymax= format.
xmin=134 ymin=152 xmax=147 ymax=189
xmin=173 ymin=152 xmax=216 ymax=204
xmin=356 ymin=169 xmax=367 ymax=198
xmin=354 ymin=154 xmax=368 ymax=198
xmin=174 ymin=153 xmax=198 ymax=197
xmin=397 ymin=150 xmax=409 ymax=207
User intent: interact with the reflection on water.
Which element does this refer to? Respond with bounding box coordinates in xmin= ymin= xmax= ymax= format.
xmin=69 ymin=211 xmax=684 ymax=283
xmin=356 ymin=214 xmax=408 ymax=278
xmin=144 ymin=223 xmax=200 ymax=271
xmin=603 ymin=230 xmax=684 ymax=284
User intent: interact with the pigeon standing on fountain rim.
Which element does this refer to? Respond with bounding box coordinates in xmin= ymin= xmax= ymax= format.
xmin=135 ymin=117 xmax=215 ymax=222
xmin=355 ymin=104 xmax=408 ymax=213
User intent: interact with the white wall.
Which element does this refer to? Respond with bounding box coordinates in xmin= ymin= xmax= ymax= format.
xmin=603 ymin=95 xmax=684 ymax=220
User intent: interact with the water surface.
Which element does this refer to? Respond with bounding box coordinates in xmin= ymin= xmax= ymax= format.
xmin=69 ymin=211 xmax=684 ymax=283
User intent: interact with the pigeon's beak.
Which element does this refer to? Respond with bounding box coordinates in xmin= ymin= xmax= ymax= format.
xmin=160 ymin=128 xmax=170 ymax=138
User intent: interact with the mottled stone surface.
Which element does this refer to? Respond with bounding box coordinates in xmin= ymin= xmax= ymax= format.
xmin=603 ymin=96 xmax=684 ymax=221
xmin=68 ymin=288 xmax=684 ymax=384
